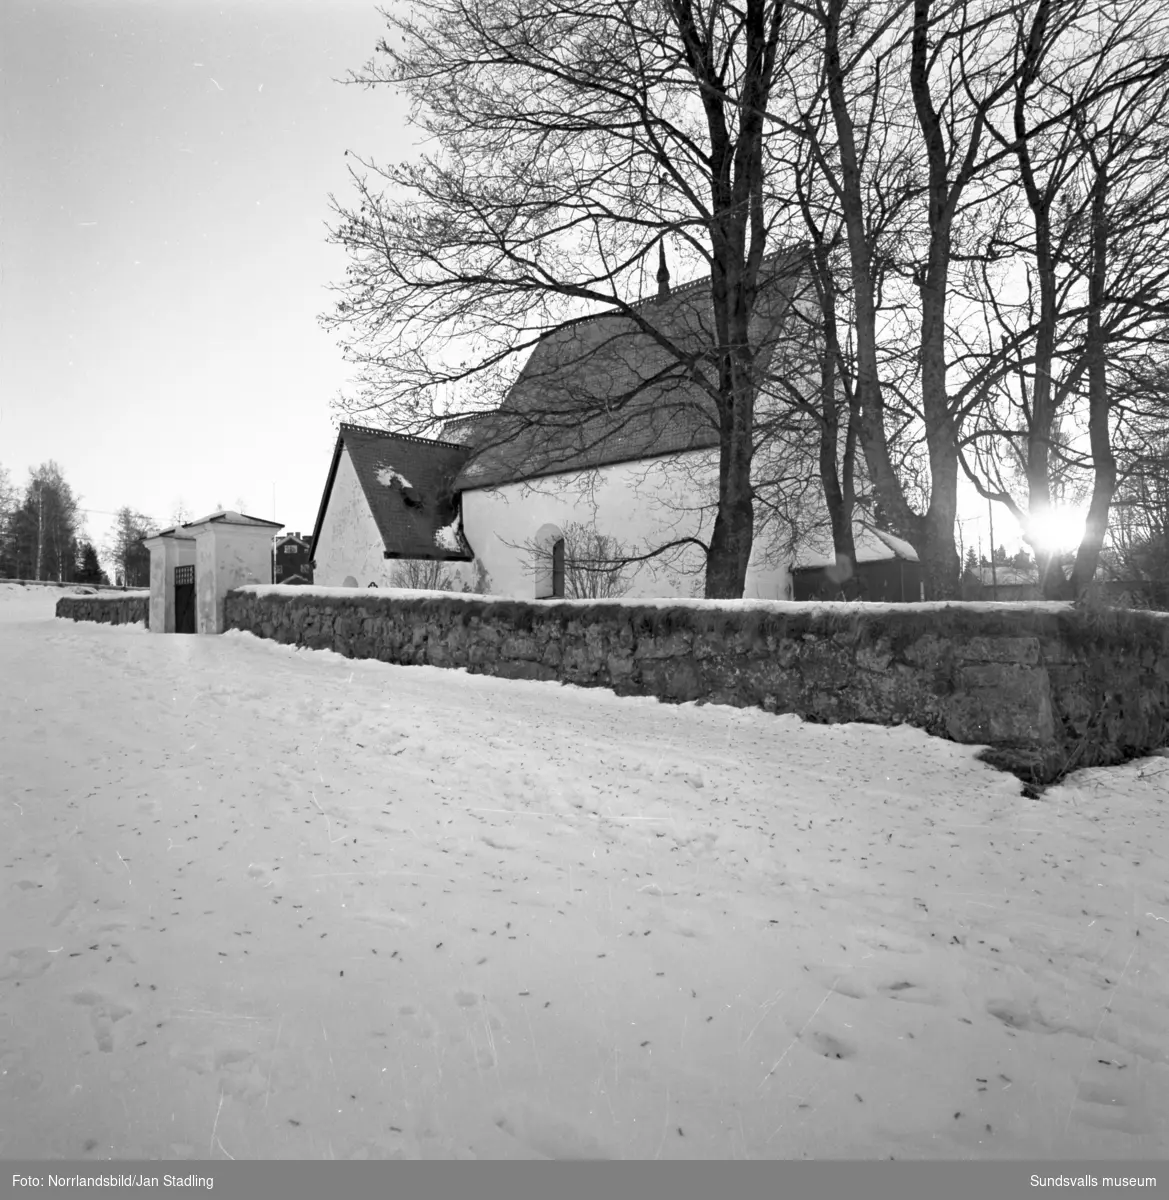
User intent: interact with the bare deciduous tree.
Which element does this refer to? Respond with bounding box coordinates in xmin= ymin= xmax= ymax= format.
xmin=955 ymin=0 xmax=1169 ymax=597
xmin=551 ymin=521 xmax=632 ymax=599
xmin=389 ymin=559 xmax=464 ymax=591
xmin=324 ymin=0 xmax=813 ymax=599
xmin=768 ymin=0 xmax=1169 ymax=598
xmin=108 ymin=507 xmax=157 ymax=589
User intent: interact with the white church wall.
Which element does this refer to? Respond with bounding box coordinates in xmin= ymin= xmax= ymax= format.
xmin=460 ymin=451 xmax=793 ymax=601
xmin=313 ymin=448 xmax=399 ymax=588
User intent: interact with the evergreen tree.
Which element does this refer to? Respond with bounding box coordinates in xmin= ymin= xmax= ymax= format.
xmin=75 ymin=542 xmax=109 ymax=585
xmin=0 ymin=463 xmax=17 ymax=578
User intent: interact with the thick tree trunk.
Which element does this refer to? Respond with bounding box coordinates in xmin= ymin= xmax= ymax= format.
xmin=1069 ymin=164 xmax=1115 ymax=596
xmin=918 ymin=283 xmax=962 ymax=600
xmin=815 ymin=289 xmax=859 ymax=593
xmin=1011 ymin=0 xmax=1067 ymax=600
xmin=920 ymin=460 xmax=961 ymax=599
xmin=826 ymin=1 xmax=909 ymax=527
xmin=705 ymin=287 xmax=759 ymax=598
xmin=909 ymin=0 xmax=964 ymax=599
xmin=820 ymin=419 xmax=858 ymax=582
xmin=676 ymin=0 xmax=778 ymax=599
xmin=917 ymin=347 xmax=962 ymax=599
xmin=823 ymin=0 xmax=926 ymax=587
xmin=705 ymin=466 xmax=755 ymax=597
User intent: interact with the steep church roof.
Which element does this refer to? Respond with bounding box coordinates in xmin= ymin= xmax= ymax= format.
xmin=309 ymin=425 xmax=473 ymax=564
xmin=452 ymin=249 xmax=808 ymax=491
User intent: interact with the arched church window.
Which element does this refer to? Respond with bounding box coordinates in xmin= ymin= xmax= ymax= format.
xmin=532 ymin=523 xmax=565 ymax=599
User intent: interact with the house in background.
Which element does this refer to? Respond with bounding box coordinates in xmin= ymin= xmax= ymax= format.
xmin=960 ymin=564 xmax=1042 ymax=602
xmin=791 ymin=527 xmax=922 ymax=602
xmin=308 ymin=252 xmax=915 ymax=601
xmin=272 ymin=531 xmax=313 ymax=586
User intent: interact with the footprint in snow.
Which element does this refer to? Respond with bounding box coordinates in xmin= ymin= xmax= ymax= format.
xmin=827 ymin=977 xmax=867 ymax=1000
xmin=1071 ymin=1067 xmax=1157 ymax=1136
xmin=91 ymin=918 xmax=132 ymax=935
xmin=169 ymin=1039 xmax=287 ymax=1102
xmin=71 ymin=990 xmax=134 ymax=1053
xmin=799 ymin=1029 xmax=857 ymax=1061
xmin=50 ymin=900 xmax=81 ymax=929
xmin=0 ymin=1045 xmax=44 ymax=1100
xmin=852 ymin=926 xmax=925 ymax=956
xmin=347 ymin=1130 xmax=423 ymax=1160
xmin=245 ymin=863 xmax=279 ymax=887
xmin=493 ymin=1100 xmax=612 ymax=1160
xmin=354 ymin=910 xmax=413 ymax=930
xmin=397 ymin=1003 xmax=440 ymax=1042
xmin=1094 ymin=1004 xmax=1169 ymax=1067
xmin=215 ymin=1047 xmax=270 ymax=1106
xmin=875 ymin=979 xmax=941 ymax=1006
xmin=478 ymin=833 xmax=521 ymax=853
xmin=0 ymin=947 xmax=55 ymax=982
xmin=985 ymin=999 xmax=1070 ymax=1035
xmin=665 ymin=769 xmax=705 ymax=790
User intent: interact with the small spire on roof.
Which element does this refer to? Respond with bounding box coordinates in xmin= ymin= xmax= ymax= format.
xmin=656 ymin=241 xmax=671 ymax=304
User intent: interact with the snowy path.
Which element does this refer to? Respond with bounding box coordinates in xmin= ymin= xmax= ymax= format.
xmin=1 ymin=583 xmax=1166 ymax=1161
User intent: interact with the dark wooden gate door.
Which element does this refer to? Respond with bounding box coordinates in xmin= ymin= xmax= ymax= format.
xmin=174 ymin=564 xmax=195 ymax=633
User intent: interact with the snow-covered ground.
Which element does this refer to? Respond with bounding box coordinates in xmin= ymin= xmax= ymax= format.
xmin=1 ymin=581 xmax=1166 ymax=1161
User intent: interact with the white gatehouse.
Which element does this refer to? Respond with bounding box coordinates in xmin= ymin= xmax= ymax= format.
xmin=143 ymin=511 xmax=283 ymax=634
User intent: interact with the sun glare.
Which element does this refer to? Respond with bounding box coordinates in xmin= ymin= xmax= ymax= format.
xmin=1028 ymin=508 xmax=1086 ymax=555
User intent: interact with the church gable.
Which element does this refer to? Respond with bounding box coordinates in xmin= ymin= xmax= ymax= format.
xmin=310 ymin=425 xmax=474 ymax=564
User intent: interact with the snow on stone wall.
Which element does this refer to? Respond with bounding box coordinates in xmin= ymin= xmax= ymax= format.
xmin=223 ymin=588 xmax=1169 ymax=784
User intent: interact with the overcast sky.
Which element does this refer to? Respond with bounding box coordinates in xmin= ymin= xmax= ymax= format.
xmin=1 ymin=0 xmax=412 ymax=555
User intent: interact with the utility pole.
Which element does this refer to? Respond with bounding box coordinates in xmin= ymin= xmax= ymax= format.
xmin=988 ymin=498 xmax=998 ymax=602
xmin=35 ymin=484 xmax=44 ymax=582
